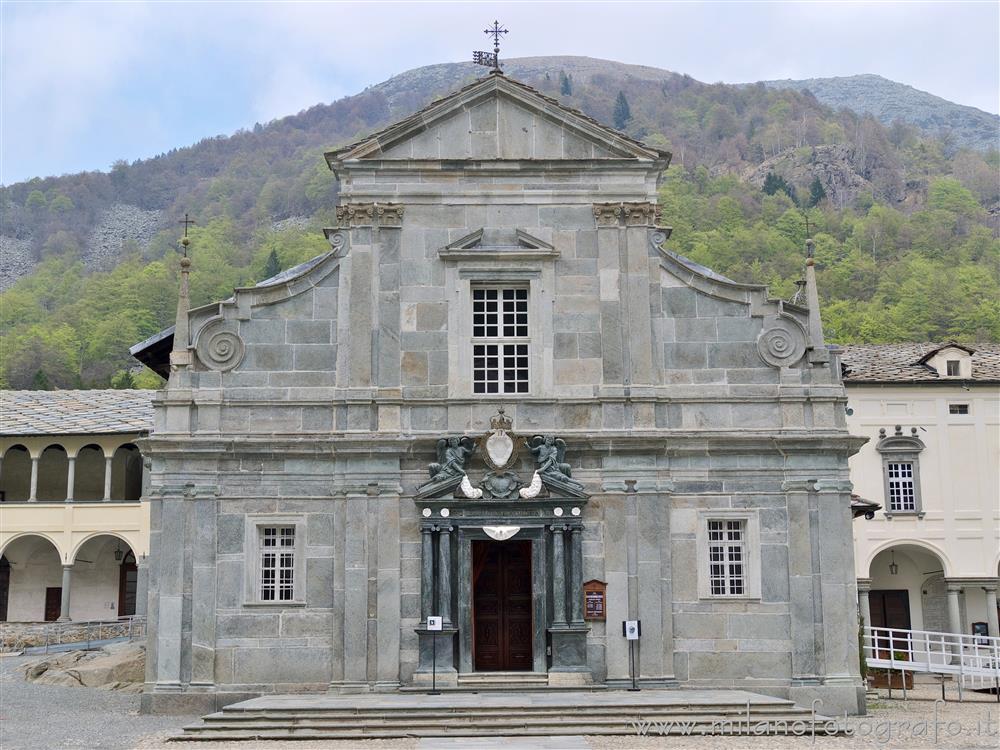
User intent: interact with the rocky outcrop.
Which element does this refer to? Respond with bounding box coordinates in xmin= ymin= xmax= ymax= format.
xmin=270 ymin=215 xmax=311 ymax=232
xmin=0 ymin=235 xmax=36 ymax=292
xmin=22 ymin=642 xmax=145 ymax=693
xmin=743 ymin=144 xmax=873 ymax=207
xmin=84 ymin=204 xmax=165 ymax=271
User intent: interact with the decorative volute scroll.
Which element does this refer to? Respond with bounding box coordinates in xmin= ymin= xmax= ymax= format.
xmin=756 ymin=312 xmax=808 ymax=368
xmin=335 ymin=202 xmax=404 ymax=228
xmin=194 ymin=318 xmax=246 ymax=372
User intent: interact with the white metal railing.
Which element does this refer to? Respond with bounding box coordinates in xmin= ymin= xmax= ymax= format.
xmin=864 ymin=625 xmax=1000 ymax=696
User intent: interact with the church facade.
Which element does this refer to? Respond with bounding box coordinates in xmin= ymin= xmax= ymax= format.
xmin=135 ymin=72 xmax=866 ymax=715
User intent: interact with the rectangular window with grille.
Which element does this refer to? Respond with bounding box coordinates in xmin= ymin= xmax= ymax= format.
xmin=260 ymin=526 xmax=296 ymax=602
xmin=886 ymin=462 xmax=916 ymax=512
xmin=472 ymin=286 xmax=529 ymax=394
xmin=707 ymin=519 xmax=746 ymax=596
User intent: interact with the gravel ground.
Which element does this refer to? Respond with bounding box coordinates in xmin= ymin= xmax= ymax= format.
xmin=1 ymin=653 xmax=996 ymax=750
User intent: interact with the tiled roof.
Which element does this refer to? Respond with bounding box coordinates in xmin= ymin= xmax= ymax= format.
xmin=840 ymin=343 xmax=1000 ymax=383
xmin=0 ymin=390 xmax=155 ymax=436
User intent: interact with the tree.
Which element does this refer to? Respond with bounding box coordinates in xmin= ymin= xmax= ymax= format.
xmin=762 ymin=172 xmax=797 ymax=203
xmin=25 ymin=190 xmax=46 ymax=214
xmin=262 ymin=249 xmax=281 ymax=280
xmin=613 ymin=91 xmax=631 ymax=130
xmin=31 ymin=369 xmax=52 ymax=390
xmin=807 ymin=177 xmax=827 ymax=207
xmin=559 ymin=70 xmax=572 ymax=96
xmin=111 ymin=370 xmax=136 ymax=389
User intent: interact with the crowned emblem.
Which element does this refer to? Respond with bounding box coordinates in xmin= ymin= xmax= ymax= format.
xmin=484 ymin=406 xmax=516 ymax=470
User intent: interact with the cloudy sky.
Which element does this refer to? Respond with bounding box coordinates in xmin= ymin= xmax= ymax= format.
xmin=2 ymin=1 xmax=997 ymax=184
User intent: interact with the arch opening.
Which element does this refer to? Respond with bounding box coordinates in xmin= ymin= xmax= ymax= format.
xmin=74 ymin=444 xmax=105 ymax=501
xmin=0 ymin=445 xmax=31 ymax=501
xmin=111 ymin=444 xmax=142 ymax=501
xmin=37 ymin=445 xmax=68 ymax=501
xmin=0 ymin=534 xmax=63 ymax=622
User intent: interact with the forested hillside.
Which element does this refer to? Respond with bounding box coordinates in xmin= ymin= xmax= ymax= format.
xmin=1 ymin=56 xmax=997 ymax=389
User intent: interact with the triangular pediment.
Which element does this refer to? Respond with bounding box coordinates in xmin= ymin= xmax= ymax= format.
xmin=326 ymin=73 xmax=668 ymax=165
xmin=438 ymin=228 xmax=558 ymax=261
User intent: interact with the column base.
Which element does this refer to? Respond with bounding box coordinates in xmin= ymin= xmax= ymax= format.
xmin=605 ymin=676 xmax=679 ymax=689
xmin=416 ymin=627 xmax=458 ymax=676
xmin=328 ymin=681 xmax=371 ymax=694
xmin=549 ymin=625 xmax=589 ymax=672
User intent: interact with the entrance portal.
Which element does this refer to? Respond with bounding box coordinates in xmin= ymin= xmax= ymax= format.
xmin=472 ymin=540 xmax=532 ymax=671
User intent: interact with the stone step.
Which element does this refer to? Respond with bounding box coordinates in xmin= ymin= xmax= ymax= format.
xmin=459 ymin=671 xmax=549 ymax=681
xmin=175 ymin=717 xmax=837 ymax=741
xmin=209 ymin=703 xmax=810 ymax=721
xmin=179 ymin=706 xmax=829 ymax=740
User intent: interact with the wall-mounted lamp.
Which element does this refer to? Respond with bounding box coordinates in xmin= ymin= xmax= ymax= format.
xmin=888 ymin=550 xmax=899 ymax=576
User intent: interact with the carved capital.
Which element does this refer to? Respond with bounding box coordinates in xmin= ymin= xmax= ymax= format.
xmin=593 ymin=201 xmax=662 ymax=227
xmin=335 ymin=202 xmax=404 ymax=228
xmin=592 ymin=202 xmax=623 ymax=227
xmin=622 ymin=201 xmax=661 ymax=226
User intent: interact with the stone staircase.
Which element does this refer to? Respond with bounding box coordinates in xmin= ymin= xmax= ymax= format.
xmin=173 ymin=689 xmax=837 ymax=740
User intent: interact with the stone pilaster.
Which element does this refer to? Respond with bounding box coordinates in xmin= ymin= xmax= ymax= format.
xmin=375 ymin=491 xmax=401 ymax=690
xmin=569 ymin=525 xmax=584 ymax=625
xmin=419 ymin=525 xmax=434 ymax=625
xmin=550 ymin=524 xmax=568 ymax=627
xmin=549 ymin=521 xmax=591 ymax=685
xmin=785 ymin=482 xmax=820 ymax=683
xmin=437 ymin=524 xmax=453 ymax=626
xmin=189 ymin=490 xmax=217 ymax=689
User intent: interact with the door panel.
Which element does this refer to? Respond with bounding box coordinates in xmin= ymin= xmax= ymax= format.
xmin=473 ymin=540 xmax=532 ymax=671
xmin=870 ymin=589 xmax=912 ymax=659
xmin=44 ymin=587 xmax=61 ymax=622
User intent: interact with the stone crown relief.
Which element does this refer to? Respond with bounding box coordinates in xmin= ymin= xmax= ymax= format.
xmin=417 ymin=408 xmax=586 ymax=501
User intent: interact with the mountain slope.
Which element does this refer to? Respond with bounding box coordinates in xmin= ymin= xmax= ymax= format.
xmin=1 ymin=57 xmax=998 ymax=388
xmin=760 ymin=74 xmax=998 ymax=152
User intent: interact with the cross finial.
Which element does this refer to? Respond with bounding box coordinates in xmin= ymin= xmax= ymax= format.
xmin=179 ymin=213 xmax=195 ymax=257
xmin=474 ymin=20 xmax=507 ymax=71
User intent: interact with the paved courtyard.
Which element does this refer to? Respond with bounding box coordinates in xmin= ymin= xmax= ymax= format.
xmin=1 ymin=653 xmax=996 ymax=749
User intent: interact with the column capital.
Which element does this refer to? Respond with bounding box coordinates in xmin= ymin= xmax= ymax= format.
xmin=856 ymin=577 xmax=872 ymax=592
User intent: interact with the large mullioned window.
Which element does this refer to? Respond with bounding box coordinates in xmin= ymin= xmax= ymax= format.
xmin=707 ymin=519 xmax=746 ymax=596
xmin=472 ymin=286 xmax=529 ymax=394
xmin=259 ymin=526 xmax=296 ymax=602
xmin=885 ymin=462 xmax=916 ymax=512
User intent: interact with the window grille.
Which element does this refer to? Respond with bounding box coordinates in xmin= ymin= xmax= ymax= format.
xmin=472 ymin=287 xmax=529 ymax=394
xmin=707 ymin=519 xmax=746 ymax=596
xmin=260 ymin=526 xmax=296 ymax=602
xmin=886 ymin=462 xmax=916 ymax=512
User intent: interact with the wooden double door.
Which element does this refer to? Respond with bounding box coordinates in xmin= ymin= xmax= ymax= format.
xmin=472 ymin=540 xmax=533 ymax=671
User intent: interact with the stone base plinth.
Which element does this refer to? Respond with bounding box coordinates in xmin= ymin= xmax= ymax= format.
xmin=549 ymin=625 xmax=589 ymax=672
xmin=415 ymin=627 xmax=458 ymax=679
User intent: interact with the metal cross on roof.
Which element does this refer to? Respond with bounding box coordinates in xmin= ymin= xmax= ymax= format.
xmin=473 ymin=20 xmax=508 ymax=71
xmin=179 ymin=213 xmax=196 ymax=237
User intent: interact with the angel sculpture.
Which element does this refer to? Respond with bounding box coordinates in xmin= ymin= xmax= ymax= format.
xmin=427 ymin=436 xmax=475 ymax=480
xmin=529 ymin=435 xmax=583 ymax=490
